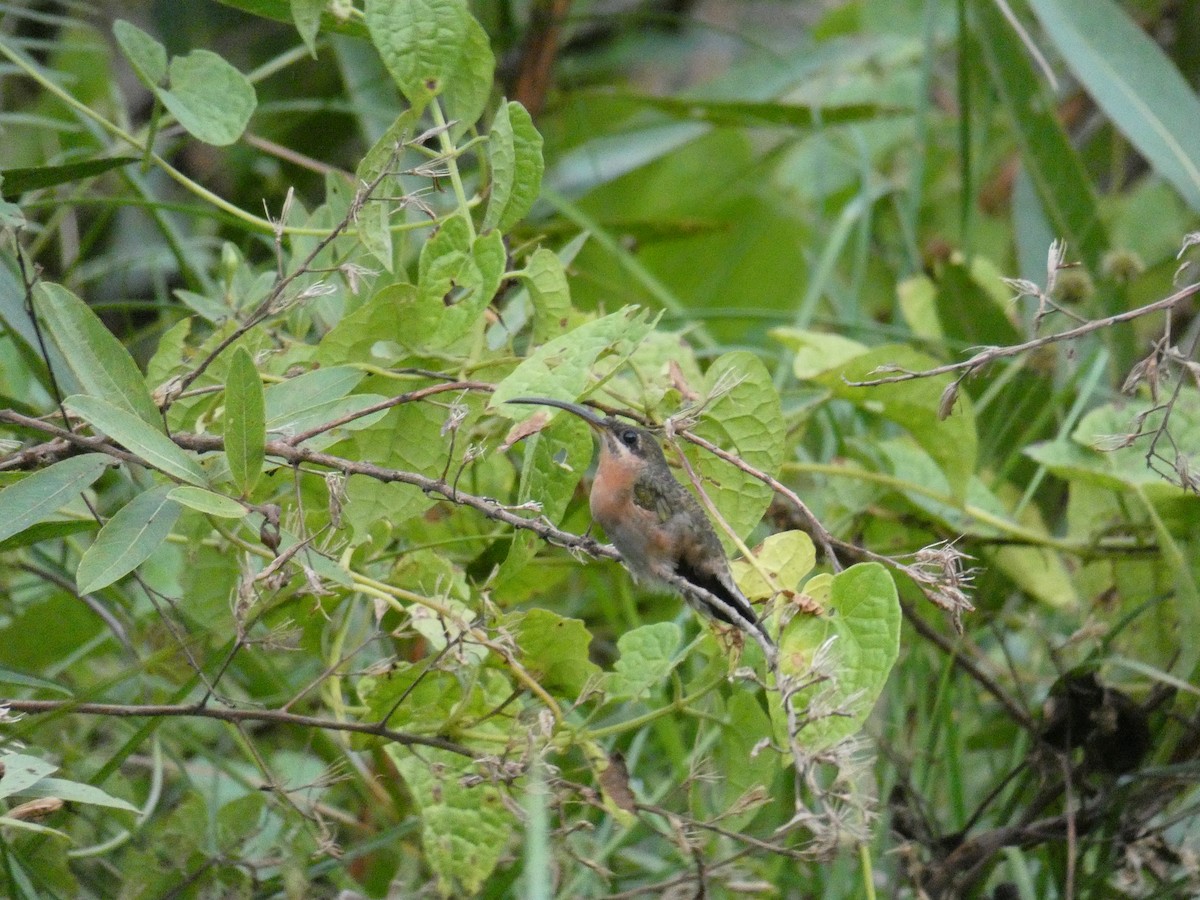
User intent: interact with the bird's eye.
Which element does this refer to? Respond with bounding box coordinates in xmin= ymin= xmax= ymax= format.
xmin=620 ymin=429 xmax=639 ymax=448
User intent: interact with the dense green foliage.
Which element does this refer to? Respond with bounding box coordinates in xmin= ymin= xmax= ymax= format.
xmin=2 ymin=0 xmax=1200 ymax=897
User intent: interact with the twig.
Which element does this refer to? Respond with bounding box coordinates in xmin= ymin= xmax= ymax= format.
xmin=677 ymin=428 xmax=840 ymax=569
xmin=285 ymin=380 xmax=494 ymax=446
xmin=3 ymin=699 xmax=477 ymax=758
xmin=0 ymin=411 xmax=617 ymax=562
xmin=169 ymin=143 xmax=408 ymax=400
xmin=846 ymin=281 xmax=1200 ymax=388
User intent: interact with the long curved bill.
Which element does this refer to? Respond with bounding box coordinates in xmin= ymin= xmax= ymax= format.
xmin=505 ymin=396 xmax=607 ymax=430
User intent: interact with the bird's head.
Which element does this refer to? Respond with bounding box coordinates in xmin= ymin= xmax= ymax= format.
xmin=505 ymin=397 xmax=668 ymax=472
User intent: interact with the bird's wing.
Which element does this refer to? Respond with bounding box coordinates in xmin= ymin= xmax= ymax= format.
xmin=632 ymin=479 xmax=674 ymax=524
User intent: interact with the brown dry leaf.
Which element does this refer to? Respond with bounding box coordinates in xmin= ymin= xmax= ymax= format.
xmin=498 ymin=411 xmax=550 ymax=452
xmin=7 ymin=797 xmax=63 ymax=821
xmin=597 ymin=751 xmax=637 ymax=815
xmin=782 ymin=589 xmax=823 ymax=616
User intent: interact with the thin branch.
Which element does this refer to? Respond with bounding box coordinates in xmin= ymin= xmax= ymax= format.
xmin=169 ymin=143 xmax=407 ymax=400
xmin=0 ymin=411 xmax=617 ymax=562
xmin=847 ymin=281 xmax=1200 ymax=388
xmin=677 ymin=428 xmax=840 ymax=569
xmin=3 ymin=699 xmax=477 ymax=758
xmin=285 ymin=380 xmax=494 ymax=446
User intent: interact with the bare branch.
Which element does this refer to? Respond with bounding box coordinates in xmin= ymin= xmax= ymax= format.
xmin=3 ymin=699 xmax=477 ymax=757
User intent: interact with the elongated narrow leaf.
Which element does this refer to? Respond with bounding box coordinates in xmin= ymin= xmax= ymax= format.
xmin=483 ymin=100 xmax=544 ymax=233
xmin=15 ymin=777 xmax=138 ymax=813
xmin=1028 ymin=0 xmax=1200 ymax=213
xmin=264 ymin=365 xmax=364 ymax=428
xmin=595 ymin=91 xmax=891 ymax=128
xmin=65 ymin=395 xmax=207 ymax=486
xmin=0 ymin=754 xmax=57 ymax=799
xmin=973 ymin=0 xmax=1106 ymax=267
xmin=0 ymin=454 xmax=110 ymax=544
xmin=0 ymin=157 xmax=139 ymax=198
xmin=223 ymin=347 xmax=265 ymax=495
xmin=38 ymin=284 xmax=162 ymax=427
xmin=76 ymin=485 xmax=181 ymax=594
xmin=167 ymin=486 xmax=246 ymax=519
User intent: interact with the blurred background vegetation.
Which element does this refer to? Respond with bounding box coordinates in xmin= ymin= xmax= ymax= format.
xmin=4 ymin=0 xmax=1200 ymax=897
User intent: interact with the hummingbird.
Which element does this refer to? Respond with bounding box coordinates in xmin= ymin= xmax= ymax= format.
xmin=506 ymin=397 xmax=774 ymax=656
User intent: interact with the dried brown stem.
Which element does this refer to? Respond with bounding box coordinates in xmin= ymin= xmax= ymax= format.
xmin=847 ymin=280 xmax=1200 ymax=388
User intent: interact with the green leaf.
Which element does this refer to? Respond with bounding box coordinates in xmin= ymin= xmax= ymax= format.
xmin=771 ymin=327 xmax=867 ymax=381
xmin=113 ymin=19 xmax=167 ymax=87
xmin=597 ymin=91 xmax=892 ymax=128
xmin=511 ymin=609 xmax=600 ymax=697
xmin=1028 ymin=0 xmax=1200 ymax=213
xmin=0 ymin=454 xmax=110 ymax=545
xmin=263 ymin=365 xmax=364 ymax=430
xmin=973 ymin=0 xmax=1106 ymax=267
xmin=490 ymin=308 xmax=656 ymax=409
xmin=290 ymin=0 xmax=324 ymax=56
xmin=521 ymin=247 xmax=573 ymax=345
xmin=268 ymin=395 xmax=388 ymax=446
xmin=417 ymin=217 xmax=506 ymax=345
xmin=315 ymin=282 xmax=415 ymax=365
xmin=687 ymin=351 xmax=785 ymax=543
xmin=814 ymin=345 xmax=978 ymax=500
xmin=730 ymin=531 xmax=817 ymax=602
xmin=223 ymin=346 xmax=265 ymax=495
xmin=76 ymin=485 xmax=182 ymax=594
xmin=37 ymin=283 xmax=162 ymax=428
xmin=387 ymin=746 xmax=513 ymax=896
xmin=356 ymin=187 xmax=394 ymax=272
xmin=483 ymin=100 xmax=544 ymax=233
xmin=774 ymin=563 xmax=900 ymax=751
xmin=365 ymin=0 xmax=494 ymax=129
xmin=714 ymin=691 xmax=780 ymax=829
xmin=0 ymin=157 xmax=139 ymax=198
xmin=0 ymin=520 xmax=96 ymax=554
xmin=15 ymin=777 xmax=138 ymax=813
xmin=212 ymin=0 xmax=369 ymax=38
xmin=0 ymin=753 xmax=57 ymax=799
xmin=0 ymin=667 xmax=72 ymax=696
xmin=1027 ymin=390 xmax=1200 ymax=494
xmin=0 ymin=193 xmax=24 ymax=229
xmin=167 ymin=486 xmax=247 ymax=519
xmin=159 ymin=49 xmax=257 ymax=146
xmin=65 ymin=395 xmax=208 ymax=486
xmin=604 ymin=622 xmax=682 ymax=701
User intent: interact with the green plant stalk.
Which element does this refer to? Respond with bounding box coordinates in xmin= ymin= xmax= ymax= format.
xmin=585 ymin=675 xmax=726 ymax=739
xmin=859 ymin=842 xmax=877 ymax=900
xmin=429 ymin=98 xmax=477 ymax=242
xmin=1134 ymin=486 xmax=1200 ymax=682
xmin=323 ymin=603 xmax=356 ymax=728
